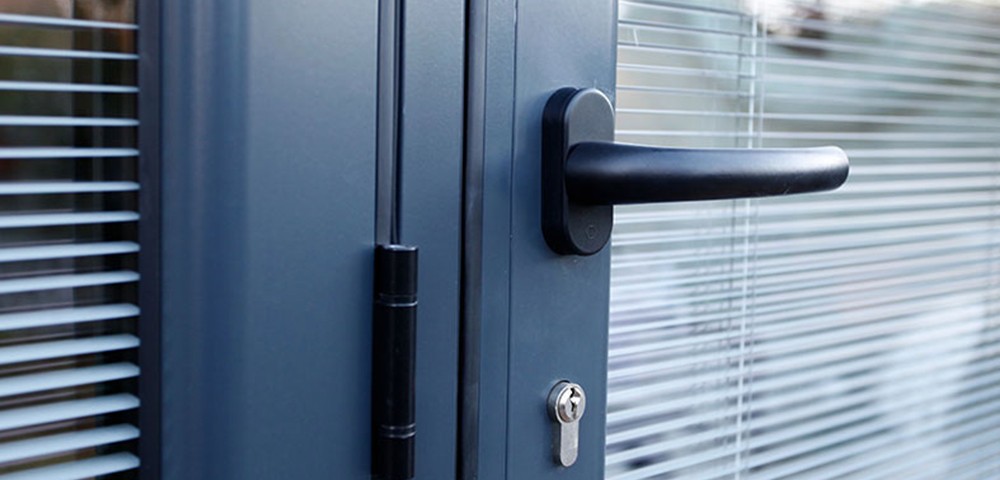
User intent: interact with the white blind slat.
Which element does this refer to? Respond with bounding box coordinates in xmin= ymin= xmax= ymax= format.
xmin=0 ymin=363 xmax=139 ymax=398
xmin=0 ymin=453 xmax=139 ymax=480
xmin=0 ymin=13 xmax=137 ymax=30
xmin=0 ymin=181 xmax=139 ymax=195
xmin=0 ymin=242 xmax=140 ymax=263
xmin=0 ymin=335 xmax=140 ymax=366
xmin=0 ymin=211 xmax=139 ymax=229
xmin=0 ymin=425 xmax=139 ymax=465
xmin=0 ymin=81 xmax=138 ymax=93
xmin=0 ymin=304 xmax=139 ymax=331
xmin=0 ymin=394 xmax=139 ymax=431
xmin=0 ymin=116 xmax=139 ymax=127
xmin=0 ymin=148 xmax=138 ymax=159
xmin=0 ymin=46 xmax=137 ymax=61
xmin=0 ymin=271 xmax=139 ymax=295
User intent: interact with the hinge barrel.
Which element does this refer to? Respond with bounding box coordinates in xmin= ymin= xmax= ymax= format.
xmin=372 ymin=244 xmax=418 ymax=480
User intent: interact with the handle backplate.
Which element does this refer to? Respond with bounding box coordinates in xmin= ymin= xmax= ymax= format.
xmin=541 ymin=87 xmax=615 ymax=256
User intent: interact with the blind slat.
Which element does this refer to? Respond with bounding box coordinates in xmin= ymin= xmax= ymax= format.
xmin=0 ymin=46 xmax=137 ymax=61
xmin=618 ymin=130 xmax=1000 ymax=141
xmin=0 ymin=181 xmax=139 ymax=195
xmin=0 ymin=335 xmax=139 ymax=366
xmin=0 ymin=81 xmax=137 ymax=93
xmin=0 ymin=271 xmax=139 ymax=295
xmin=0 ymin=363 xmax=139 ymax=398
xmin=618 ymin=109 xmax=1000 ymax=128
xmin=0 ymin=211 xmax=139 ymax=229
xmin=0 ymin=13 xmax=137 ymax=30
xmin=0 ymin=116 xmax=138 ymax=127
xmin=0 ymin=453 xmax=139 ymax=480
xmin=622 ymin=0 xmax=749 ymax=17
xmin=0 ymin=425 xmax=139 ymax=465
xmin=0 ymin=304 xmax=139 ymax=331
xmin=0 ymin=242 xmax=140 ymax=263
xmin=0 ymin=148 xmax=138 ymax=159
xmin=619 ymin=19 xmax=747 ymax=38
xmin=763 ymin=92 xmax=1000 ymax=114
xmin=0 ymin=394 xmax=139 ymax=431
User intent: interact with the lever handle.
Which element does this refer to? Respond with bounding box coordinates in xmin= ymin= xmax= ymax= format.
xmin=542 ymin=87 xmax=850 ymax=256
xmin=567 ymin=143 xmax=848 ymax=205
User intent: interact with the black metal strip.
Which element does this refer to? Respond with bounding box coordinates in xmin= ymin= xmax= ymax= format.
xmin=137 ymin=0 xmax=162 ymax=477
xmin=377 ymin=0 xmax=407 ymax=245
xmin=392 ymin=0 xmax=407 ymax=243
xmin=458 ymin=0 xmax=486 ymax=477
xmin=373 ymin=244 xmax=419 ymax=480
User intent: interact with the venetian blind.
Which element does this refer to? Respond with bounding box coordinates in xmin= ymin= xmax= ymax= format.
xmin=0 ymin=2 xmax=141 ymax=478
xmin=607 ymin=0 xmax=1000 ymax=479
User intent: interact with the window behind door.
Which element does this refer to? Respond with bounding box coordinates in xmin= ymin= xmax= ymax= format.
xmin=0 ymin=1 xmax=145 ymax=477
xmin=608 ymin=1 xmax=1000 ymax=478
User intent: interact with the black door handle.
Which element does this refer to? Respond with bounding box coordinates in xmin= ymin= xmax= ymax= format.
xmin=542 ymin=87 xmax=850 ymax=256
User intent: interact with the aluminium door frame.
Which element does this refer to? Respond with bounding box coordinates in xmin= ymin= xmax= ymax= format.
xmin=462 ymin=1 xmax=618 ymax=479
xmin=392 ymin=0 xmax=467 ymax=478
xmin=137 ymin=0 xmax=161 ymax=477
xmin=156 ymin=0 xmax=465 ymax=478
xmin=158 ymin=1 xmax=382 ymax=478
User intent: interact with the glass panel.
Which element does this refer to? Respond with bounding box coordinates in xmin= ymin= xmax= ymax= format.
xmin=609 ymin=1 xmax=1000 ymax=478
xmin=0 ymin=0 xmax=140 ymax=477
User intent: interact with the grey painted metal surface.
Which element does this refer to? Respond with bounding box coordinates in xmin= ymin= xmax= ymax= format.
xmin=505 ymin=1 xmax=616 ymax=477
xmin=466 ymin=0 xmax=516 ymax=477
xmin=398 ymin=0 xmax=466 ymax=477
xmin=472 ymin=0 xmax=618 ymax=478
xmin=161 ymin=1 xmax=378 ymax=478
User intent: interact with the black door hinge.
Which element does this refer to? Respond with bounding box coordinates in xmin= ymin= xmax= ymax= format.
xmin=372 ymin=244 xmax=418 ymax=480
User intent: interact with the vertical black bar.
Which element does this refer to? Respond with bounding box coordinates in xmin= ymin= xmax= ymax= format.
xmin=458 ymin=0 xmax=485 ymax=478
xmin=377 ymin=0 xmax=407 ymax=245
xmin=137 ymin=0 xmax=162 ymax=477
xmin=392 ymin=0 xmax=406 ymax=244
xmin=373 ymin=245 xmax=418 ymax=480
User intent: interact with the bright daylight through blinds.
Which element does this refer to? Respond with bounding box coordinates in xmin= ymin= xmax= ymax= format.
xmin=0 ymin=1 xmax=141 ymax=478
xmin=608 ymin=0 xmax=1000 ymax=478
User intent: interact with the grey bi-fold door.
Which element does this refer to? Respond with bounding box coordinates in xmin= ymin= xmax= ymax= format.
xmin=464 ymin=1 xmax=1000 ymax=480
xmin=6 ymin=1 xmax=1000 ymax=479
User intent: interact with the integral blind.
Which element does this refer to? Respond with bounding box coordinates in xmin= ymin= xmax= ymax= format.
xmin=608 ymin=1 xmax=1000 ymax=479
xmin=0 ymin=2 xmax=142 ymax=478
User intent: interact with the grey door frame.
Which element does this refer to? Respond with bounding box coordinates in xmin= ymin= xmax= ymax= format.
xmin=395 ymin=0 xmax=466 ymax=478
xmin=463 ymin=1 xmax=618 ymax=479
xmin=158 ymin=1 xmax=464 ymax=478
xmin=160 ymin=1 xmax=381 ymax=477
xmin=157 ymin=0 xmax=613 ymax=477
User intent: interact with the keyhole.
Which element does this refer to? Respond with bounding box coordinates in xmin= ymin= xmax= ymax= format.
xmin=568 ymin=391 xmax=582 ymax=418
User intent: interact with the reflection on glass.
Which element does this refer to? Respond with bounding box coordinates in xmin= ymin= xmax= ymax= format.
xmin=610 ymin=1 xmax=1000 ymax=479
